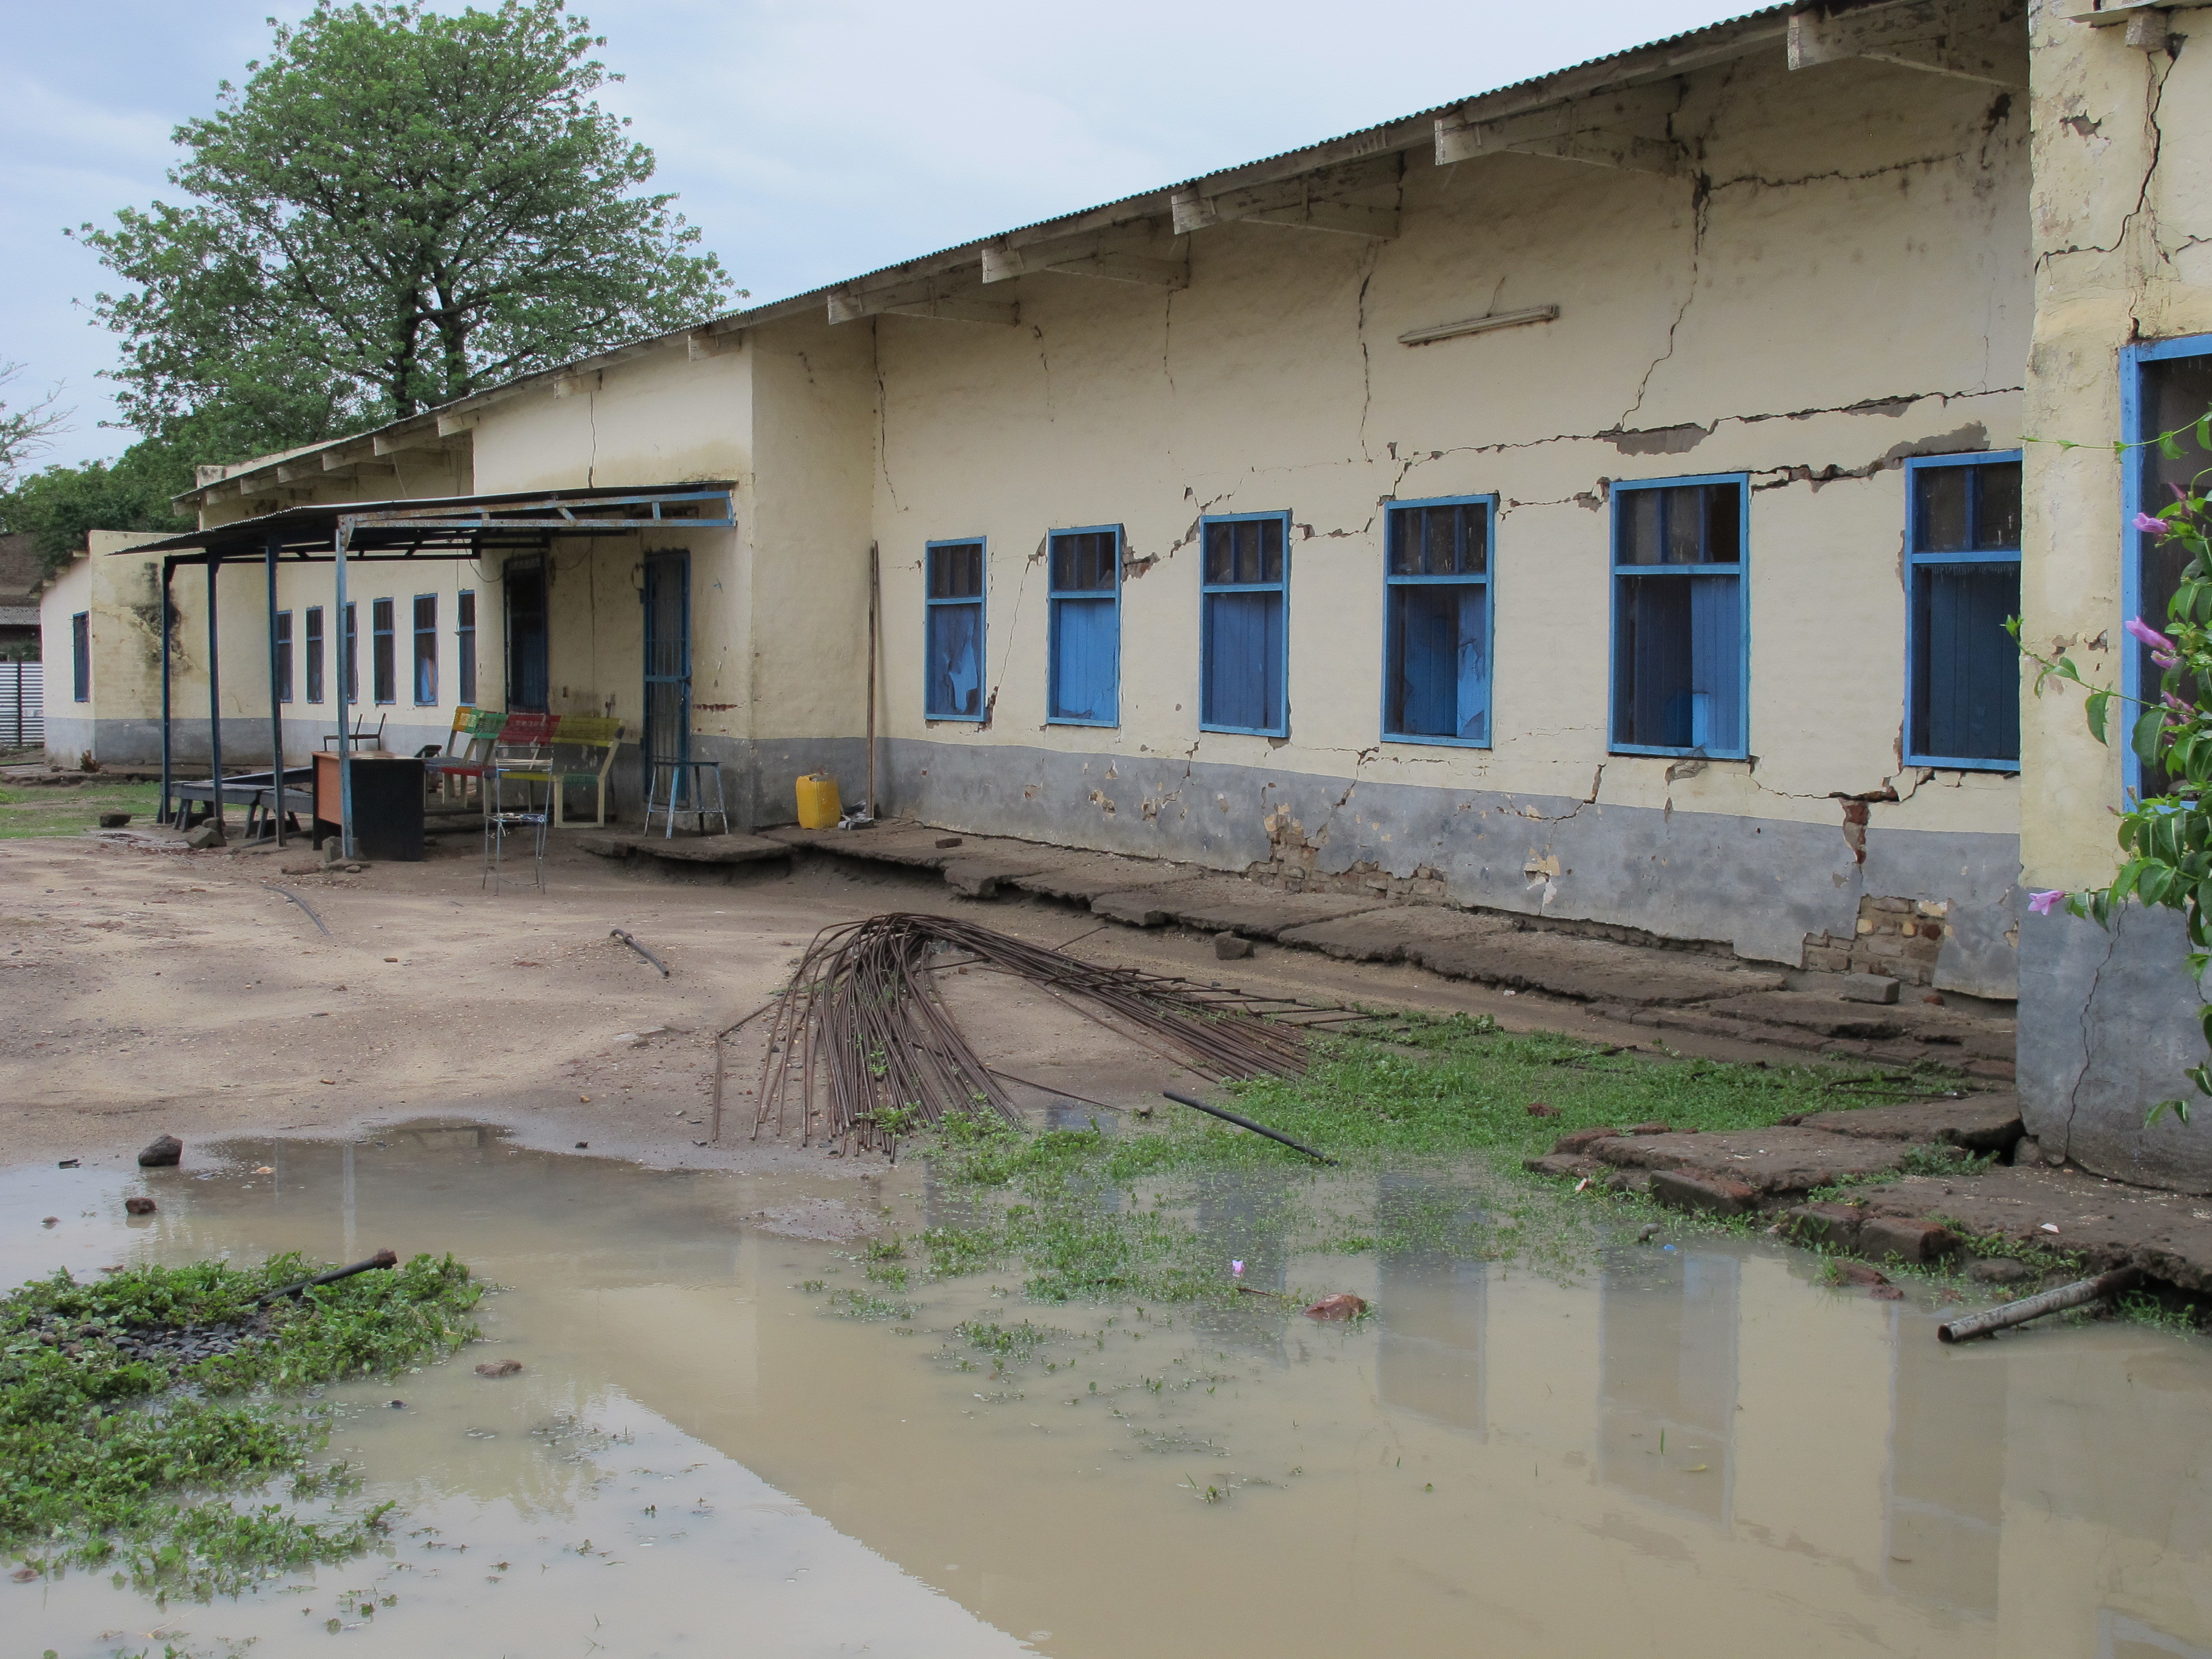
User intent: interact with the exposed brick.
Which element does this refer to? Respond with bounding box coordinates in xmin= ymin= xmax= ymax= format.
xmin=1553 ymin=1126 xmax=1625 ymax=1155
xmin=1857 ymin=1216 xmax=1960 ymax=1264
xmin=1523 ymin=1153 xmax=1604 ymax=1179
xmin=1780 ymin=1202 xmax=1865 ymax=1248
xmin=1650 ymin=1168 xmax=1758 ymax=1217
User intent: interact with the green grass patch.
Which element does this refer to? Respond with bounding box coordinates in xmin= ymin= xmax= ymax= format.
xmin=0 ymin=777 xmax=162 ymax=839
xmin=885 ymin=1021 xmax=1912 ymax=1311
xmin=2 ymin=1252 xmax=480 ymax=1598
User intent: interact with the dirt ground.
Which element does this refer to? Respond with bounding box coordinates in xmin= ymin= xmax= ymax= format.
xmin=0 ymin=830 xmax=1794 ymax=1176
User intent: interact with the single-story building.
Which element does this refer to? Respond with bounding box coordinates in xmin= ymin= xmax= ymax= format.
xmin=44 ymin=0 xmax=2212 ymax=1190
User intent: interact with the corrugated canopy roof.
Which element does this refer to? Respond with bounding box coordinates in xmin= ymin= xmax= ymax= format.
xmin=127 ymin=483 xmax=737 ymax=564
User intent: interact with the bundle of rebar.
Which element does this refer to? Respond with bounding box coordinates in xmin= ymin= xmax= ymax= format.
xmin=751 ymin=913 xmax=1317 ymax=1150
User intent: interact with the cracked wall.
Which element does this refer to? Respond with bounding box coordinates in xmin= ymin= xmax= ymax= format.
xmin=2017 ymin=0 xmax=2212 ymax=1188
xmin=857 ymin=30 xmax=2028 ymax=993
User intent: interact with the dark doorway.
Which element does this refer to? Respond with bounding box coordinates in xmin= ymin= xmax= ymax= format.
xmin=642 ymin=551 xmax=691 ymax=777
xmin=505 ymin=556 xmax=548 ymax=711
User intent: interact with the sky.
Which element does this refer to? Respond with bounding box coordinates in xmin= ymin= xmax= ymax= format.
xmin=0 ymin=0 xmax=1754 ymax=468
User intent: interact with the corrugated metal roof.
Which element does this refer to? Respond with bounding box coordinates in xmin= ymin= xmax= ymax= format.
xmin=181 ymin=3 xmax=1793 ymax=505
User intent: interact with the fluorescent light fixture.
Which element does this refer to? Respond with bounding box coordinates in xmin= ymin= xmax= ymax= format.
xmin=1398 ymin=304 xmax=1559 ymax=347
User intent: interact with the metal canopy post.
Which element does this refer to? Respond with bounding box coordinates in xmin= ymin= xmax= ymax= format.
xmin=333 ymin=519 xmax=355 ymax=859
xmin=158 ymin=557 xmax=175 ymax=826
xmin=205 ymin=555 xmax=224 ymax=834
xmin=264 ymin=533 xmax=285 ymax=846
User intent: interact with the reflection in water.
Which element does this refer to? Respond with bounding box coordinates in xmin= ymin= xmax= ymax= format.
xmin=1889 ymin=1317 xmax=2005 ymax=1615
xmin=2 ymin=1124 xmax=2210 ymax=1659
xmin=1601 ymin=1249 xmax=1738 ymax=1524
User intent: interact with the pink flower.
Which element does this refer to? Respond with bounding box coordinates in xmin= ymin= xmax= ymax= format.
xmin=2156 ymin=651 xmax=2181 ymax=669
xmin=2028 ymin=890 xmax=2066 ymax=916
xmin=1230 ymin=1259 xmax=1244 ymax=1278
xmin=2134 ymin=511 xmax=2171 ymax=536
xmin=2126 ymin=616 xmax=2177 ymax=652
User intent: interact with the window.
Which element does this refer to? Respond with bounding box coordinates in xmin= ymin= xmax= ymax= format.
xmin=343 ymin=603 xmax=358 ymax=706
xmin=457 ymin=589 xmax=477 ymax=705
xmin=275 ymin=611 xmax=293 ymax=703
xmin=371 ymin=598 xmax=395 ymax=705
xmin=2127 ymin=340 xmax=2212 ymax=796
xmin=1201 ymin=512 xmax=1290 ymax=736
xmin=1610 ymin=476 xmax=1747 ymax=758
xmin=1905 ymin=454 xmax=2022 ymax=769
xmin=1383 ymin=497 xmax=1493 ymax=746
xmin=306 ymin=606 xmax=325 ymax=704
xmin=1048 ymin=526 xmax=1121 ymax=725
xmin=70 ymin=612 xmax=89 ymax=703
xmin=924 ymin=540 xmax=986 ymax=720
xmin=412 ymin=594 xmax=438 ymax=704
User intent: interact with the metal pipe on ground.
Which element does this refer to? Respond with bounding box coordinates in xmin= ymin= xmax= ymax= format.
xmin=1937 ymin=1265 xmax=2142 ymax=1343
xmin=1162 ymin=1090 xmax=1336 ymax=1164
xmin=252 ymin=1248 xmax=400 ymax=1305
xmin=612 ymin=928 xmax=669 ymax=976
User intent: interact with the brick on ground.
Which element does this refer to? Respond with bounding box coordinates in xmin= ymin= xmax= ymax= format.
xmin=1787 ymin=1094 xmax=2023 ymax=1151
xmin=1587 ymin=1124 xmax=1925 ymax=1202
xmin=1410 ymin=930 xmax=1785 ymax=1005
xmin=1848 ymin=1166 xmax=2212 ymax=1292
xmin=1276 ymin=907 xmax=1518 ymax=962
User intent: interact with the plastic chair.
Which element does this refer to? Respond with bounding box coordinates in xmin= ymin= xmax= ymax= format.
xmin=645 ymin=759 xmax=730 ymax=838
xmin=437 ymin=707 xmax=508 ymax=805
xmin=481 ymin=760 xmax=549 ymax=894
xmin=549 ymin=714 xmax=623 ymax=827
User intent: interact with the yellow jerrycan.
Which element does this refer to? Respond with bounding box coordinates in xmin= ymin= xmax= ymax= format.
xmin=794 ymin=773 xmax=843 ymax=830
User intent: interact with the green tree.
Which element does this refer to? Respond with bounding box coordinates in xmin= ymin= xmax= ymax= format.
xmin=0 ymin=440 xmax=195 ymax=575
xmin=74 ymin=0 xmax=731 ymax=445
xmin=0 ymin=363 xmax=67 ymax=488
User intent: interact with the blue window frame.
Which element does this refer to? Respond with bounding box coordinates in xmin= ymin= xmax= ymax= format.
xmin=275 ymin=610 xmax=293 ymax=703
xmin=2123 ymin=335 xmax=2212 ymax=797
xmin=1904 ymin=453 xmax=2021 ymax=770
xmin=1048 ymin=525 xmax=1121 ymax=725
xmin=457 ymin=589 xmax=477 ymax=706
xmin=370 ymin=597 xmax=395 ymax=705
xmin=343 ymin=603 xmax=358 ymax=706
xmin=1200 ymin=511 xmax=1290 ymax=736
xmin=412 ymin=593 xmax=438 ymax=705
xmin=1609 ymin=474 xmax=1748 ymax=759
xmin=306 ymin=606 xmax=325 ymax=704
xmin=71 ymin=612 xmax=89 ymax=703
xmin=925 ymin=539 xmax=987 ymax=720
xmin=1383 ymin=495 xmax=1493 ymax=746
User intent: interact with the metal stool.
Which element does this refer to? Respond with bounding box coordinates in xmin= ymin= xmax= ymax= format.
xmin=645 ymin=759 xmax=729 ymax=838
xmin=482 ymin=763 xmax=549 ymax=893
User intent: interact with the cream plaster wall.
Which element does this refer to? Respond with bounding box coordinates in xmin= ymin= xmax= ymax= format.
xmin=863 ymin=44 xmax=2029 ymax=851
xmin=2022 ymin=4 xmax=2212 ymax=888
xmin=2014 ymin=4 xmax=2212 ymax=1182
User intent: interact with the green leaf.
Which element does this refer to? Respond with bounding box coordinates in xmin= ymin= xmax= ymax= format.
xmin=2133 ymin=704 xmax=2167 ymax=763
xmin=2088 ymin=689 xmax=2112 ymax=745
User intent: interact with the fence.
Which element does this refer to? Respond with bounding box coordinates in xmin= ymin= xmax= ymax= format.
xmin=0 ymin=662 xmax=44 ymax=749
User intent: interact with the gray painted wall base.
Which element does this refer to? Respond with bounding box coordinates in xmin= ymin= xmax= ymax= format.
xmin=871 ymin=737 xmax=2022 ymax=997
xmin=2019 ymin=906 xmax=2212 ymax=1193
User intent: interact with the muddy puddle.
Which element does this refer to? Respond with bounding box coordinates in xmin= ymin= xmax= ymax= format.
xmin=7 ymin=1125 xmax=2211 ymax=1659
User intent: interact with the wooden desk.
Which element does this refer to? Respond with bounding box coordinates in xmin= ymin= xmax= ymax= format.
xmin=313 ymin=751 xmax=426 ymax=860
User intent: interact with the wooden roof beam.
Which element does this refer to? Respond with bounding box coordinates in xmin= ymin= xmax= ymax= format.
xmin=1436 ymin=84 xmax=1684 ymax=174
xmin=827 ymin=274 xmax=1019 ymax=326
xmin=1172 ymin=153 xmax=1403 ymax=240
xmin=1788 ymin=0 xmax=2028 ymax=88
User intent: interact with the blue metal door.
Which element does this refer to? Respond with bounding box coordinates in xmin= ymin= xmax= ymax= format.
xmin=641 ymin=552 xmax=691 ymax=779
